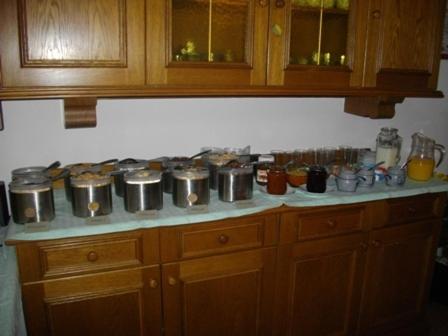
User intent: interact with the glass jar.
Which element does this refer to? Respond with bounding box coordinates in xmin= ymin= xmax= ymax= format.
xmin=267 ymin=166 xmax=287 ymax=195
xmin=306 ymin=165 xmax=327 ymax=193
xmin=256 ymin=154 xmax=274 ymax=186
xmin=375 ymin=127 xmax=402 ymax=169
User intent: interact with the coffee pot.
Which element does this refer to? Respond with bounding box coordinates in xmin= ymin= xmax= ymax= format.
xmin=407 ymin=132 xmax=445 ymax=181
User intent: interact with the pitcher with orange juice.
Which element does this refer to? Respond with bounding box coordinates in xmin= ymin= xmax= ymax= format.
xmin=407 ymin=133 xmax=445 ymax=181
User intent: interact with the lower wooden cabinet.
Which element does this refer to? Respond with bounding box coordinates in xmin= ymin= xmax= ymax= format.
xmin=274 ymin=233 xmax=368 ymax=336
xmin=161 ymin=248 xmax=276 ymax=336
xmin=22 ymin=266 xmax=162 ymax=336
xmin=359 ymin=220 xmax=441 ymax=335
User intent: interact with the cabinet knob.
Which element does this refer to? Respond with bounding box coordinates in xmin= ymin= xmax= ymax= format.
xmin=407 ymin=206 xmax=417 ymax=214
xmin=360 ymin=242 xmax=369 ymax=250
xmin=275 ymin=0 xmax=285 ymax=8
xmin=327 ymin=220 xmax=337 ymax=228
xmin=149 ymin=279 xmax=158 ymax=289
xmin=372 ymin=10 xmax=381 ymax=19
xmin=87 ymin=251 xmax=98 ymax=262
xmin=218 ymin=234 xmax=230 ymax=244
xmin=259 ymin=0 xmax=268 ymax=7
xmin=168 ymin=277 xmax=177 ymax=286
xmin=371 ymin=240 xmax=381 ymax=248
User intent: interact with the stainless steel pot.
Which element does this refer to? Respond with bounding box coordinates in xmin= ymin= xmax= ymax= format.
xmin=204 ymin=152 xmax=239 ymax=190
xmin=218 ymin=165 xmax=253 ymax=202
xmin=114 ymin=159 xmax=148 ymax=197
xmin=172 ymin=167 xmax=209 ymax=208
xmin=9 ymin=177 xmax=55 ymax=224
xmin=71 ymin=174 xmax=112 ymax=218
xmin=162 ymin=157 xmax=193 ymax=193
xmin=124 ymin=170 xmax=163 ymax=213
xmin=64 ymin=163 xmax=101 ymax=202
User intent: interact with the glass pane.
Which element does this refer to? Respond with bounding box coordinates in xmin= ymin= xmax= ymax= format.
xmin=172 ymin=0 xmax=249 ymax=63
xmin=289 ymin=0 xmax=349 ymax=66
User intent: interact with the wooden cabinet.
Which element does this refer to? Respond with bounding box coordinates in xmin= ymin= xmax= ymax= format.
xmin=357 ymin=0 xmax=447 ymax=91
xmin=274 ymin=233 xmax=367 ymax=336
xmin=162 ymin=248 xmax=276 ymax=336
xmin=0 ymin=0 xmax=146 ymax=87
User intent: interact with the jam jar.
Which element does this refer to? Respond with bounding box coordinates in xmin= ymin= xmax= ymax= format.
xmin=306 ymin=165 xmax=327 ymax=193
xmin=267 ymin=166 xmax=287 ymax=195
xmin=256 ymin=154 xmax=274 ymax=186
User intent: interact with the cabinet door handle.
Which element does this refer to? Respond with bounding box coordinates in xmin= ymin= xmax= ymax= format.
xmin=149 ymin=279 xmax=158 ymax=289
xmin=327 ymin=219 xmax=337 ymax=228
xmin=87 ymin=251 xmax=98 ymax=262
xmin=218 ymin=234 xmax=229 ymax=244
xmin=275 ymin=0 xmax=285 ymax=8
xmin=259 ymin=0 xmax=268 ymax=7
xmin=168 ymin=277 xmax=177 ymax=286
xmin=371 ymin=240 xmax=381 ymax=248
xmin=372 ymin=10 xmax=381 ymax=19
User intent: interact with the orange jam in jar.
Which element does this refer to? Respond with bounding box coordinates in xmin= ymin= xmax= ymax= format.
xmin=407 ymin=157 xmax=435 ymax=181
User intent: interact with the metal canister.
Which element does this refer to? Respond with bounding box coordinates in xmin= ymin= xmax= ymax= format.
xmin=172 ymin=167 xmax=209 ymax=208
xmin=162 ymin=157 xmax=193 ymax=193
xmin=71 ymin=173 xmax=112 ymax=218
xmin=205 ymin=152 xmax=239 ymax=190
xmin=114 ymin=159 xmax=148 ymax=197
xmin=124 ymin=170 xmax=163 ymax=213
xmin=218 ymin=164 xmax=253 ymax=202
xmin=64 ymin=163 xmax=101 ymax=202
xmin=9 ymin=177 xmax=55 ymax=224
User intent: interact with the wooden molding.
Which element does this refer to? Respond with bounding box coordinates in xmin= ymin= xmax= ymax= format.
xmin=0 ymin=101 xmax=3 ymax=130
xmin=344 ymin=96 xmax=405 ymax=119
xmin=64 ymin=98 xmax=97 ymax=129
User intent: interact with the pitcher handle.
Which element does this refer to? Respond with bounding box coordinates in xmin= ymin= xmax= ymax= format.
xmin=434 ymin=144 xmax=445 ymax=168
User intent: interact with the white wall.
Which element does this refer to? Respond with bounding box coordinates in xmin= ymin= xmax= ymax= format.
xmin=1 ymin=61 xmax=447 ymax=183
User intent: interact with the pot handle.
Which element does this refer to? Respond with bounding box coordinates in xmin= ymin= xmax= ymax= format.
xmin=435 ymin=144 xmax=445 ymax=168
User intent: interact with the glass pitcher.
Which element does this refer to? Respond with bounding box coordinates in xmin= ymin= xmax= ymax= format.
xmin=375 ymin=127 xmax=402 ymax=169
xmin=407 ymin=132 xmax=445 ymax=181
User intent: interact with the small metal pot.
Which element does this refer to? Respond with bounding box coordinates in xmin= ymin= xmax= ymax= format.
xmin=71 ymin=174 xmax=112 ymax=218
xmin=64 ymin=163 xmax=101 ymax=202
xmin=218 ymin=165 xmax=253 ymax=202
xmin=9 ymin=177 xmax=55 ymax=224
xmin=114 ymin=159 xmax=148 ymax=197
xmin=162 ymin=157 xmax=193 ymax=193
xmin=124 ymin=170 xmax=163 ymax=213
xmin=205 ymin=152 xmax=239 ymax=190
xmin=172 ymin=167 xmax=209 ymax=208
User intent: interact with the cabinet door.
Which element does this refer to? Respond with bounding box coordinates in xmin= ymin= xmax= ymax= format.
xmin=267 ymin=0 xmax=356 ymax=88
xmin=22 ymin=266 xmax=162 ymax=336
xmin=162 ymin=248 xmax=276 ymax=336
xmin=0 ymin=0 xmax=145 ymax=87
xmin=359 ymin=220 xmax=440 ymax=334
xmin=147 ymin=0 xmax=269 ymax=86
xmin=273 ymin=233 xmax=367 ymax=336
xmin=360 ymin=0 xmax=446 ymax=90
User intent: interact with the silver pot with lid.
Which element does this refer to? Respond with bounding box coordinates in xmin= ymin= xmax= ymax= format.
xmin=218 ymin=163 xmax=253 ymax=202
xmin=204 ymin=152 xmax=239 ymax=190
xmin=124 ymin=169 xmax=163 ymax=213
xmin=114 ymin=159 xmax=148 ymax=197
xmin=64 ymin=163 xmax=101 ymax=202
xmin=9 ymin=176 xmax=55 ymax=224
xmin=162 ymin=157 xmax=193 ymax=193
xmin=71 ymin=173 xmax=112 ymax=218
xmin=172 ymin=167 xmax=209 ymax=208
xmin=12 ymin=161 xmax=61 ymax=180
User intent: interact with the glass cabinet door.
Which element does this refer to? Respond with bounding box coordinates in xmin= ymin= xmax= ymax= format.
xmin=268 ymin=0 xmax=353 ymax=87
xmin=148 ymin=0 xmax=269 ymax=86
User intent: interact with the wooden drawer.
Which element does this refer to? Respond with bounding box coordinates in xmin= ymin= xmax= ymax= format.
xmin=16 ymin=230 xmax=160 ymax=282
xmin=384 ymin=194 xmax=441 ymax=227
xmin=160 ymin=214 xmax=278 ymax=262
xmin=280 ymin=205 xmax=366 ymax=243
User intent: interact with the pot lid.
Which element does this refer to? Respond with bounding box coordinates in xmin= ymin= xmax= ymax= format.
xmin=11 ymin=166 xmax=48 ymax=179
xmin=124 ymin=169 xmax=162 ymax=184
xmin=65 ymin=163 xmax=101 ymax=176
xmin=173 ymin=167 xmax=209 ymax=180
xmin=218 ymin=163 xmax=253 ymax=175
xmin=71 ymin=172 xmax=112 ymax=187
xmin=205 ymin=152 xmax=239 ymax=166
xmin=164 ymin=157 xmax=193 ymax=169
xmin=9 ymin=176 xmax=52 ymax=192
xmin=116 ymin=159 xmax=148 ymax=171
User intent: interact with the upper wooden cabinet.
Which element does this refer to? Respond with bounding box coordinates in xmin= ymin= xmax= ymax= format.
xmin=147 ymin=0 xmax=269 ymax=86
xmin=0 ymin=0 xmax=146 ymax=87
xmin=352 ymin=0 xmax=446 ymax=91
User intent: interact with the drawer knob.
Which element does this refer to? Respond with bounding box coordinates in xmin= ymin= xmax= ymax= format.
xmin=275 ymin=0 xmax=285 ymax=8
xmin=259 ymin=0 xmax=268 ymax=7
xmin=87 ymin=251 xmax=98 ymax=262
xmin=149 ymin=279 xmax=158 ymax=289
xmin=168 ymin=277 xmax=177 ymax=286
xmin=218 ymin=234 xmax=230 ymax=244
xmin=327 ymin=220 xmax=337 ymax=228
xmin=407 ymin=206 xmax=417 ymax=214
xmin=372 ymin=10 xmax=381 ymax=19
xmin=372 ymin=240 xmax=381 ymax=248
